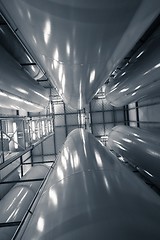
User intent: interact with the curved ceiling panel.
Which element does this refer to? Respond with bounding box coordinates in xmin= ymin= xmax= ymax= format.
xmin=1 ymin=0 xmax=158 ymax=109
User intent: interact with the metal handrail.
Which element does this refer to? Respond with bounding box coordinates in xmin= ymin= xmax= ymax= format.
xmin=0 ymin=133 xmax=54 ymax=171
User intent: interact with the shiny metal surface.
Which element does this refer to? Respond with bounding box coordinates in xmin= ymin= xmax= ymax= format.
xmin=0 ymin=169 xmax=19 ymax=200
xmin=108 ymin=125 xmax=160 ymax=187
xmin=0 ymin=44 xmax=49 ymax=111
xmin=105 ymin=26 xmax=160 ymax=107
xmin=1 ymin=0 xmax=159 ymax=109
xmin=109 ymin=0 xmax=160 ymax=70
xmin=16 ymin=129 xmax=160 ymax=240
xmin=0 ymin=165 xmax=49 ymax=240
xmin=0 ymin=24 xmax=45 ymax=81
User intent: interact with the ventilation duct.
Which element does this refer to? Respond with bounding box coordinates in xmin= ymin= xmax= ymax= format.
xmin=0 ymin=165 xmax=49 ymax=240
xmin=0 ymin=44 xmax=49 ymax=111
xmin=108 ymin=125 xmax=160 ymax=187
xmin=15 ymin=129 xmax=160 ymax=240
xmin=0 ymin=169 xmax=19 ymax=200
xmin=105 ymin=25 xmax=160 ymax=106
xmin=1 ymin=1 xmax=159 ymax=109
xmin=0 ymin=21 xmax=45 ymax=81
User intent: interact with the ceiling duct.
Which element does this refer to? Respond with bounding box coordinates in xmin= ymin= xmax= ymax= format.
xmin=0 ymin=165 xmax=49 ymax=240
xmin=0 ymin=14 xmax=46 ymax=81
xmin=0 ymin=44 xmax=49 ymax=111
xmin=1 ymin=0 xmax=159 ymax=109
xmin=15 ymin=129 xmax=160 ymax=239
xmin=105 ymin=23 xmax=160 ymax=107
xmin=108 ymin=125 xmax=160 ymax=187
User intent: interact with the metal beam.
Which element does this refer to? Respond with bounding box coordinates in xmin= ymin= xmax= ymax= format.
xmin=102 ymin=100 xmax=106 ymax=135
xmin=89 ymin=103 xmax=93 ymax=134
xmin=0 ymin=178 xmax=44 ymax=184
xmin=124 ymin=105 xmax=129 ymax=126
xmin=0 ymin=120 xmax=4 ymax=163
xmin=20 ymin=63 xmax=36 ymax=66
xmin=63 ymin=103 xmax=68 ymax=137
xmin=135 ymin=102 xmax=140 ymax=128
xmin=112 ymin=106 xmax=116 ymax=126
xmin=23 ymin=160 xmax=55 ymax=165
xmin=0 ymin=221 xmax=20 ymax=228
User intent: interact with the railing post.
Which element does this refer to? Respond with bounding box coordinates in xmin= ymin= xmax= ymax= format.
xmin=0 ymin=120 xmax=4 ymax=163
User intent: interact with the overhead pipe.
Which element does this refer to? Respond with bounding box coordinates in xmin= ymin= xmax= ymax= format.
xmin=105 ymin=25 xmax=160 ymax=107
xmin=1 ymin=1 xmax=159 ymax=109
xmin=15 ymin=129 xmax=160 ymax=240
xmin=0 ymin=44 xmax=49 ymax=112
xmin=0 ymin=23 xmax=45 ymax=81
xmin=0 ymin=164 xmax=49 ymax=240
xmin=0 ymin=169 xmax=19 ymax=200
xmin=108 ymin=125 xmax=160 ymax=187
